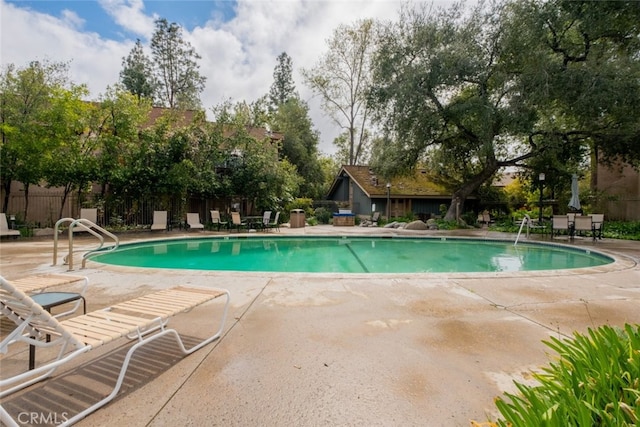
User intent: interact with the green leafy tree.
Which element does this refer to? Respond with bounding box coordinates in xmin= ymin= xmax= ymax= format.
xmin=212 ymin=102 xmax=301 ymax=212
xmin=269 ymin=52 xmax=297 ymax=110
xmin=503 ymin=0 xmax=640 ymax=190
xmin=92 ymin=85 xmax=152 ymax=198
xmin=318 ymin=154 xmax=341 ymax=196
xmin=303 ymin=19 xmax=377 ymax=165
xmin=0 ymin=60 xmax=75 ymax=219
xmin=150 ymin=18 xmax=206 ymax=109
xmin=43 ymin=87 xmax=99 ymax=219
xmin=120 ymin=39 xmax=157 ymax=102
xmin=369 ymin=0 xmax=640 ymax=220
xmin=370 ymin=3 xmax=526 ymax=219
xmin=272 ymin=98 xmax=324 ymax=198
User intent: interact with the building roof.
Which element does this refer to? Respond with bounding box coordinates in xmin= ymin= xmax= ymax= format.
xmin=329 ymin=165 xmax=450 ymax=198
xmin=143 ymin=107 xmax=284 ymax=144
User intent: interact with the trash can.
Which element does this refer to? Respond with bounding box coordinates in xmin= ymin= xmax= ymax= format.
xmin=290 ymin=209 xmax=305 ymax=228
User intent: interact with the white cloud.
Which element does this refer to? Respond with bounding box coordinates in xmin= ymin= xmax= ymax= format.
xmin=0 ymin=0 xmax=467 ymax=155
xmin=60 ymin=9 xmax=86 ymax=30
xmin=98 ymin=0 xmax=157 ymax=38
xmin=0 ymin=1 xmax=129 ymax=97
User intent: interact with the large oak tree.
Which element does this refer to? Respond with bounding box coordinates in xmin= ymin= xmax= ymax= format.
xmin=369 ymin=0 xmax=640 ymax=220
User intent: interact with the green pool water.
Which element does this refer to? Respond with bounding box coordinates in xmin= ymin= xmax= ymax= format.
xmin=89 ymin=236 xmax=613 ymax=273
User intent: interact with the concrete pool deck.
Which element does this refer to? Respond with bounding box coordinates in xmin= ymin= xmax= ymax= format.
xmin=1 ymin=225 xmax=639 ymax=426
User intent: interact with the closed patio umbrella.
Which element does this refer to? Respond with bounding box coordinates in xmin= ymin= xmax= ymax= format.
xmin=568 ymin=174 xmax=581 ymax=211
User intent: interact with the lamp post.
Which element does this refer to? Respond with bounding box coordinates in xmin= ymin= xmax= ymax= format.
xmin=386 ymin=182 xmax=391 ymax=219
xmin=538 ymin=173 xmax=545 ymax=223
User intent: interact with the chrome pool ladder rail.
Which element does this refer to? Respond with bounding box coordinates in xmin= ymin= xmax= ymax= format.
xmin=53 ymin=218 xmax=119 ymax=270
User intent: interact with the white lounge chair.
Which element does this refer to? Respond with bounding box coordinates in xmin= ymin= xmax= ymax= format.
xmin=2 ymin=274 xmax=89 ymax=370
xmin=0 ymin=213 xmax=20 ymax=238
xmin=4 ymin=274 xmax=88 ymax=318
xmin=0 ymin=276 xmax=230 ymax=426
xmin=186 ymin=213 xmax=204 ymax=230
xmin=151 ymin=210 xmax=168 ymax=231
xmin=72 ymin=208 xmax=98 ymax=233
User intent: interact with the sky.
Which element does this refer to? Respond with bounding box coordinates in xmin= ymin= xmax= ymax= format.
xmin=0 ymin=0 xmax=464 ymax=155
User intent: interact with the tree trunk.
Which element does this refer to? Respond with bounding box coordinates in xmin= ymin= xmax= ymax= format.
xmin=58 ymin=184 xmax=73 ymax=220
xmin=444 ymin=165 xmax=499 ymax=221
xmin=22 ymin=184 xmax=30 ymax=222
xmin=2 ymin=179 xmax=10 ymax=213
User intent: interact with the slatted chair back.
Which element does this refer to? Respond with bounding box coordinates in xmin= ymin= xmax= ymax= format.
xmin=1 ymin=277 xmax=85 ymax=352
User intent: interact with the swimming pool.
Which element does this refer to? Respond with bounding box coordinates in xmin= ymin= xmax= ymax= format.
xmin=89 ymin=236 xmax=613 ymax=273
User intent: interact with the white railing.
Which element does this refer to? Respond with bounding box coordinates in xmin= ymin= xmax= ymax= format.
xmin=514 ymin=214 xmax=546 ymax=246
xmin=53 ymin=218 xmax=119 ymax=270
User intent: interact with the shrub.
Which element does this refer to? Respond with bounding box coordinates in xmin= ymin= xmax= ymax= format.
xmin=491 ymin=324 xmax=640 ymax=426
xmin=314 ymin=207 xmax=331 ymax=224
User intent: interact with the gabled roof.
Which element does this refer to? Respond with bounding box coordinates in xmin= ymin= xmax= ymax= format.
xmin=328 ymin=165 xmax=450 ymax=198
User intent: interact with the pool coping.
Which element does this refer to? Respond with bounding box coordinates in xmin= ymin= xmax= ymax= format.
xmin=85 ymin=232 xmax=636 ymax=280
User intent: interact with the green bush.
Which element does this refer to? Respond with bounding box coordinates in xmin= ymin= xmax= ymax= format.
xmin=314 ymin=207 xmax=331 ymax=224
xmin=492 ymin=324 xmax=640 ymax=426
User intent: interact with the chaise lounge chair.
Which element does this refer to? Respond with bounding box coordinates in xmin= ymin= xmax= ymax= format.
xmin=186 ymin=213 xmax=205 ymax=230
xmin=72 ymin=208 xmax=98 ymax=233
xmin=0 ymin=276 xmax=230 ymax=426
xmin=0 ymin=213 xmax=20 ymax=238
xmin=151 ymin=210 xmax=168 ymax=231
xmin=2 ymin=274 xmax=89 ymax=370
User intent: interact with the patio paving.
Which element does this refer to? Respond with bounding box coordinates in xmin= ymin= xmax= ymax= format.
xmin=1 ymin=225 xmax=639 ymax=426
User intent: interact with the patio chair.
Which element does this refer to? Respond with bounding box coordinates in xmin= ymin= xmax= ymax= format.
xmin=260 ymin=211 xmax=272 ymax=231
xmin=551 ymin=215 xmax=570 ymax=239
xmin=523 ymin=214 xmax=546 ymax=237
xmin=0 ymin=276 xmax=230 ymax=426
xmin=150 ymin=210 xmax=168 ymax=231
xmin=71 ymin=208 xmax=98 ymax=233
xmin=0 ymin=213 xmax=20 ymax=238
xmin=573 ymin=215 xmax=595 ymax=240
xmin=477 ymin=210 xmax=492 ymax=227
xmin=186 ymin=213 xmax=205 ymax=231
xmin=231 ymin=212 xmax=247 ymax=232
xmin=210 ymin=210 xmax=228 ymax=231
xmin=268 ymin=211 xmax=280 ymax=232
xmin=371 ymin=211 xmax=380 ymax=226
xmin=591 ymin=214 xmax=604 ymax=239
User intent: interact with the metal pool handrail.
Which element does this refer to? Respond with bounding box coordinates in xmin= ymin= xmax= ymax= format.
xmin=53 ymin=218 xmax=119 ymax=270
